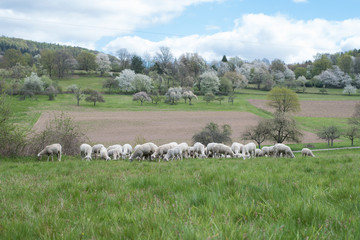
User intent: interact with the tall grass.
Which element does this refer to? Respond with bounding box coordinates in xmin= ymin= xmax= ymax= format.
xmin=1 ymin=149 xmax=359 ymax=239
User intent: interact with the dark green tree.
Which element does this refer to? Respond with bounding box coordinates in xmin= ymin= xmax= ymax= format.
xmin=192 ymin=122 xmax=232 ymax=145
xmin=131 ymin=55 xmax=145 ymax=73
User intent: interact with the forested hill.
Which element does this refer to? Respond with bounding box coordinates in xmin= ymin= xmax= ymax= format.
xmin=0 ymin=36 xmax=97 ymax=57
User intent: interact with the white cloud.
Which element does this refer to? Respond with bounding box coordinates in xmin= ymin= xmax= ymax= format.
xmin=104 ymin=13 xmax=360 ymax=63
xmin=293 ymin=0 xmax=308 ymax=3
xmin=0 ymin=0 xmax=220 ymax=49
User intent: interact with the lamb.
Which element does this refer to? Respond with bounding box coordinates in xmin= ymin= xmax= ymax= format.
xmin=121 ymin=144 xmax=133 ymax=159
xmin=80 ymin=143 xmax=92 ymax=161
xmin=107 ymin=147 xmax=122 ymax=160
xmin=37 ymin=143 xmax=62 ymax=161
xmin=99 ymin=146 xmax=111 ymax=160
xmin=151 ymin=142 xmax=178 ymax=160
xmin=274 ymin=143 xmax=295 ymax=158
xmin=244 ymin=142 xmax=256 ymax=157
xmin=255 ymin=149 xmax=264 ymax=157
xmin=163 ymin=147 xmax=183 ymax=161
xmin=261 ymin=146 xmax=275 ymax=157
xmin=212 ymin=143 xmax=234 ymax=158
xmin=129 ymin=142 xmax=158 ymax=162
xmin=301 ymin=148 xmax=315 ymax=157
xmin=92 ymin=144 xmax=105 ymax=159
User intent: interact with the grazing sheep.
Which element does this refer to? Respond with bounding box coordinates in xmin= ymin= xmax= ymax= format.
xmin=107 ymin=147 xmax=122 ymax=160
xmin=151 ymin=142 xmax=178 ymax=160
xmin=192 ymin=142 xmax=206 ymax=158
xmin=80 ymin=143 xmax=92 ymax=161
xmin=301 ymin=148 xmax=315 ymax=157
xmin=107 ymin=144 xmax=122 ymax=152
xmin=244 ymin=142 xmax=256 ymax=157
xmin=129 ymin=142 xmax=158 ymax=162
xmin=177 ymin=142 xmax=189 ymax=158
xmin=255 ymin=149 xmax=264 ymax=157
xmin=92 ymin=144 xmax=105 ymax=159
xmin=231 ymin=142 xmax=245 ymax=155
xmin=213 ymin=143 xmax=234 ymax=158
xmin=206 ymin=142 xmax=218 ymax=157
xmin=37 ymin=143 xmax=62 ymax=161
xmin=261 ymin=146 xmax=275 ymax=157
xmin=274 ymin=143 xmax=295 ymax=158
xmin=99 ymin=146 xmax=111 ymax=160
xmin=121 ymin=144 xmax=133 ymax=159
xmin=163 ymin=147 xmax=183 ymax=161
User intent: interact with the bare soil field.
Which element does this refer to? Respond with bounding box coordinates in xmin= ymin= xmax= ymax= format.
xmin=248 ymin=99 xmax=358 ymax=118
xmin=33 ymin=110 xmax=319 ymax=146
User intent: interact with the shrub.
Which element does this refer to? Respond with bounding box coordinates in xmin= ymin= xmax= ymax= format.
xmin=26 ymin=112 xmax=88 ymax=156
xmin=192 ymin=122 xmax=232 ymax=145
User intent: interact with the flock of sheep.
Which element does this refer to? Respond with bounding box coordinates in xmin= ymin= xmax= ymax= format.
xmin=37 ymin=141 xmax=315 ymax=162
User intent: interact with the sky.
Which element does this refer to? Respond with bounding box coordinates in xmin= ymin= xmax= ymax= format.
xmin=1 ymin=0 xmax=360 ymax=63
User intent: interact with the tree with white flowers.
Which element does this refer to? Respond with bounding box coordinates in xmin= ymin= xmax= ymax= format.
xmin=96 ymin=53 xmax=111 ymax=76
xmin=199 ymin=70 xmax=220 ymax=93
xmin=165 ymin=87 xmax=182 ymax=104
xmin=343 ymin=85 xmax=357 ymax=95
xmin=315 ymin=66 xmax=352 ymax=87
xmin=134 ymin=74 xmax=153 ymax=92
xmin=21 ymin=72 xmax=44 ymax=99
xmin=116 ymin=69 xmax=136 ymax=93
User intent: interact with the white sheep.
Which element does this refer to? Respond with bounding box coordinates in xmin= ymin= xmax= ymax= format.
xmin=274 ymin=143 xmax=295 ymax=158
xmin=107 ymin=147 xmax=122 ymax=160
xmin=231 ymin=142 xmax=245 ymax=155
xmin=212 ymin=143 xmax=234 ymax=158
xmin=255 ymin=149 xmax=264 ymax=157
xmin=80 ymin=143 xmax=92 ymax=161
xmin=151 ymin=142 xmax=178 ymax=160
xmin=129 ymin=142 xmax=158 ymax=162
xmin=206 ymin=142 xmax=217 ymax=157
xmin=177 ymin=142 xmax=189 ymax=158
xmin=301 ymin=148 xmax=315 ymax=157
xmin=244 ymin=142 xmax=256 ymax=157
xmin=107 ymin=144 xmax=122 ymax=152
xmin=99 ymin=146 xmax=111 ymax=160
xmin=261 ymin=146 xmax=275 ymax=157
xmin=163 ymin=147 xmax=183 ymax=161
xmin=121 ymin=144 xmax=133 ymax=159
xmin=92 ymin=144 xmax=105 ymax=159
xmin=191 ymin=142 xmax=206 ymax=158
xmin=37 ymin=143 xmax=62 ymax=161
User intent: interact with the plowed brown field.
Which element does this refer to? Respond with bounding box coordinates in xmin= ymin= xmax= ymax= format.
xmin=33 ymin=110 xmax=319 ymax=146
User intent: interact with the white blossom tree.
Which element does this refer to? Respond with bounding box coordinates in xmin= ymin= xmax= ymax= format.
xmin=133 ymin=91 xmax=151 ymax=105
xmin=315 ymin=66 xmax=352 ymax=87
xmin=134 ymin=74 xmax=153 ymax=92
xmin=343 ymin=85 xmax=357 ymax=95
xmin=96 ymin=53 xmax=111 ymax=76
xmin=199 ymin=70 xmax=220 ymax=93
xmin=21 ymin=72 xmax=44 ymax=98
xmin=116 ymin=69 xmax=136 ymax=93
xmin=165 ymin=87 xmax=182 ymax=104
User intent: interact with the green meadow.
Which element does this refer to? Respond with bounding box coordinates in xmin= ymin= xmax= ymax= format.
xmin=1 ymin=149 xmax=359 ymax=239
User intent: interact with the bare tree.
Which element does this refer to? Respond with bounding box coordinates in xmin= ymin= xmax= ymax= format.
xmin=317 ymin=125 xmax=341 ymax=146
xmin=344 ymin=126 xmax=359 ymax=146
xmin=242 ymin=120 xmax=269 ymax=148
xmin=267 ymin=112 xmax=303 ymax=143
xmin=85 ymin=90 xmax=105 ymax=106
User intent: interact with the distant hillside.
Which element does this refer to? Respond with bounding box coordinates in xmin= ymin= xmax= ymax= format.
xmin=0 ymin=36 xmax=98 ymax=57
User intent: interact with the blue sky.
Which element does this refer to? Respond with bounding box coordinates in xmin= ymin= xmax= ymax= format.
xmin=1 ymin=0 xmax=360 ymax=63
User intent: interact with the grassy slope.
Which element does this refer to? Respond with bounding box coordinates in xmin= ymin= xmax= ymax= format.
xmin=1 ymin=150 xmax=359 ymax=239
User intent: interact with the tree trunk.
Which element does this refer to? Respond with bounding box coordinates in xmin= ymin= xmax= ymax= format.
xmin=331 ymin=139 xmax=333 ymax=146
xmin=94 ymin=101 xmax=96 ymax=106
